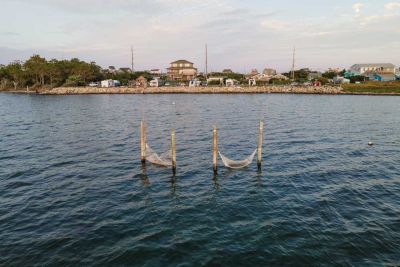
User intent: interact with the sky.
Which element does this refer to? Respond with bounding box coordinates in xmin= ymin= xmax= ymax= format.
xmin=1 ymin=0 xmax=400 ymax=73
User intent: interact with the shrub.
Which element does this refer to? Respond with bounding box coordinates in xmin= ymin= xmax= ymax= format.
xmin=64 ymin=75 xmax=85 ymax=87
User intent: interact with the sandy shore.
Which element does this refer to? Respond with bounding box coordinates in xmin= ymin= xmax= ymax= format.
xmin=38 ymin=86 xmax=343 ymax=95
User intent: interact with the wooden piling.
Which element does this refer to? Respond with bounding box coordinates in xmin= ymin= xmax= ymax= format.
xmin=140 ymin=120 xmax=146 ymax=163
xmin=257 ymin=120 xmax=264 ymax=170
xmin=213 ymin=126 xmax=218 ymax=174
xmin=171 ymin=129 xmax=176 ymax=173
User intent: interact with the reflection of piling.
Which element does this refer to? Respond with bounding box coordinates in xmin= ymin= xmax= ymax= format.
xmin=257 ymin=120 xmax=264 ymax=170
xmin=140 ymin=120 xmax=146 ymax=163
xmin=213 ymin=126 xmax=218 ymax=174
xmin=171 ymin=129 xmax=176 ymax=174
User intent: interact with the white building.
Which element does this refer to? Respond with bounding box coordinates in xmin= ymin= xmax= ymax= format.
xmin=150 ymin=69 xmax=161 ymax=75
xmin=149 ymin=78 xmax=163 ymax=87
xmin=226 ymin=79 xmax=239 ymax=87
xmin=101 ymin=80 xmax=114 ymax=88
xmin=333 ymin=76 xmax=350 ymax=84
xmin=101 ymin=80 xmax=120 ymax=88
xmin=207 ymin=77 xmax=224 ymax=86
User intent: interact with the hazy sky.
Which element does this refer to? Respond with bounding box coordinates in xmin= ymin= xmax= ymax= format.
xmin=1 ymin=0 xmax=400 ymax=72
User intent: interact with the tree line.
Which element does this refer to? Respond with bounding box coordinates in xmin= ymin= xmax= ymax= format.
xmin=0 ymin=55 xmax=152 ymax=91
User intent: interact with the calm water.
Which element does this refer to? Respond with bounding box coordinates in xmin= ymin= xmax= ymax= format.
xmin=1 ymin=93 xmax=399 ymax=266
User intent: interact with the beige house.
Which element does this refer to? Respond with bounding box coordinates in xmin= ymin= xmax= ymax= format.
xmin=167 ymin=60 xmax=197 ymax=81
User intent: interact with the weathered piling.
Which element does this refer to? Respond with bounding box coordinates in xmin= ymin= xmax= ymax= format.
xmin=257 ymin=120 xmax=264 ymax=170
xmin=213 ymin=126 xmax=218 ymax=174
xmin=171 ymin=129 xmax=176 ymax=174
xmin=140 ymin=120 xmax=146 ymax=163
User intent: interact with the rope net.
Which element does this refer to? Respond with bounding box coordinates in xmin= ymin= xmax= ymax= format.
xmin=145 ymin=144 xmax=172 ymax=167
xmin=218 ymin=149 xmax=257 ymax=169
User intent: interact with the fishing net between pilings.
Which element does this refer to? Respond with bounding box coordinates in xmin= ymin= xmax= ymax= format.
xmin=145 ymin=144 xmax=172 ymax=167
xmin=218 ymin=149 xmax=257 ymax=169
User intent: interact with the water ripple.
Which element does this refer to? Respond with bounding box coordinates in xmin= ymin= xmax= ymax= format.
xmin=0 ymin=94 xmax=399 ymax=266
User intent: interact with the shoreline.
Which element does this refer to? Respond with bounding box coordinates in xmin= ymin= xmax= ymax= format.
xmin=2 ymin=85 xmax=400 ymax=96
xmin=40 ymin=85 xmax=343 ymax=95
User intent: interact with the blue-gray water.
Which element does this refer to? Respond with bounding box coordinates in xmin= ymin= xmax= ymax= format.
xmin=1 ymin=93 xmax=399 ymax=266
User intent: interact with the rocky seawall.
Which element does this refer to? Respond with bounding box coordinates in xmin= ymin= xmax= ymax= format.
xmin=39 ymin=86 xmax=343 ymax=95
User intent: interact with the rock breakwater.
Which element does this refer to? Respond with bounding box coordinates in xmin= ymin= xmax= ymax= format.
xmin=40 ymin=86 xmax=343 ymax=95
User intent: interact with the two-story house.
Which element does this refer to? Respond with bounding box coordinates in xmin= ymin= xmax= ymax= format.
xmin=167 ymin=60 xmax=197 ymax=81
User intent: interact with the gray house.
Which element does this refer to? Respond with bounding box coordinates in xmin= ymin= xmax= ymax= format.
xmin=349 ymin=63 xmax=396 ymax=76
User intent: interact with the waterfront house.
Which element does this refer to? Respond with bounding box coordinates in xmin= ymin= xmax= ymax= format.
xmin=250 ymin=69 xmax=259 ymax=76
xmin=247 ymin=72 xmax=289 ymax=83
xmin=349 ymin=63 xmax=396 ymax=76
xmin=167 ymin=60 xmax=197 ymax=81
xmin=263 ymin=68 xmax=277 ymax=76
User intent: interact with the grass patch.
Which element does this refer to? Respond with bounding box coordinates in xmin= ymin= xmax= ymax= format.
xmin=342 ymin=82 xmax=400 ymax=94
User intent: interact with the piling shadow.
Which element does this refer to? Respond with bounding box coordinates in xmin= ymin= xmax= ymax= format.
xmin=140 ymin=162 xmax=150 ymax=186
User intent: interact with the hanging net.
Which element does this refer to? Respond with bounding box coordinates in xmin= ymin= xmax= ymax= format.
xmin=218 ymin=150 xmax=257 ymax=169
xmin=145 ymin=144 xmax=172 ymax=167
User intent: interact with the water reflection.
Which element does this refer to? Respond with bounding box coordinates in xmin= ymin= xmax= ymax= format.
xmin=140 ymin=162 xmax=150 ymax=186
xmin=212 ymin=173 xmax=220 ymax=191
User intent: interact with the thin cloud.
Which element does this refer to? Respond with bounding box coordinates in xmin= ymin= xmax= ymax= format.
xmin=260 ymin=19 xmax=289 ymax=30
xmin=385 ymin=2 xmax=400 ymax=10
xmin=1 ymin=32 xmax=19 ymax=36
xmin=352 ymin=3 xmax=364 ymax=13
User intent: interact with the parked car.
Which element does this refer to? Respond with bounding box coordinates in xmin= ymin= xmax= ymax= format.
xmin=88 ymin=82 xmax=99 ymax=87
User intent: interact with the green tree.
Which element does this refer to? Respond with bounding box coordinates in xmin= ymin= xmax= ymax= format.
xmin=24 ymin=55 xmax=47 ymax=86
xmin=0 ymin=64 xmax=10 ymax=89
xmin=322 ymin=71 xmax=336 ymax=79
xmin=7 ymin=61 xmax=25 ymax=90
xmin=283 ymin=68 xmax=310 ymax=82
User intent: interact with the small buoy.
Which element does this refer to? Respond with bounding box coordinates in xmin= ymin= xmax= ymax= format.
xmin=172 ymin=102 xmax=175 ymax=105
xmin=368 ymin=141 xmax=374 ymax=146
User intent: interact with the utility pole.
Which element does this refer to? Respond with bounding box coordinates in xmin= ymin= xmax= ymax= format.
xmin=291 ymin=46 xmax=296 ymax=81
xmin=131 ymin=45 xmax=134 ymax=73
xmin=205 ymin=44 xmax=208 ymax=79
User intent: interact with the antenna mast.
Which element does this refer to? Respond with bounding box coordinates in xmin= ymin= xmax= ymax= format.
xmin=131 ymin=45 xmax=134 ymax=72
xmin=205 ymin=44 xmax=208 ymax=79
xmin=291 ymin=46 xmax=296 ymax=81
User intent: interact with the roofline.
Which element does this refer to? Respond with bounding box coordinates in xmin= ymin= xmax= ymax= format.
xmin=170 ymin=59 xmax=194 ymax=64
